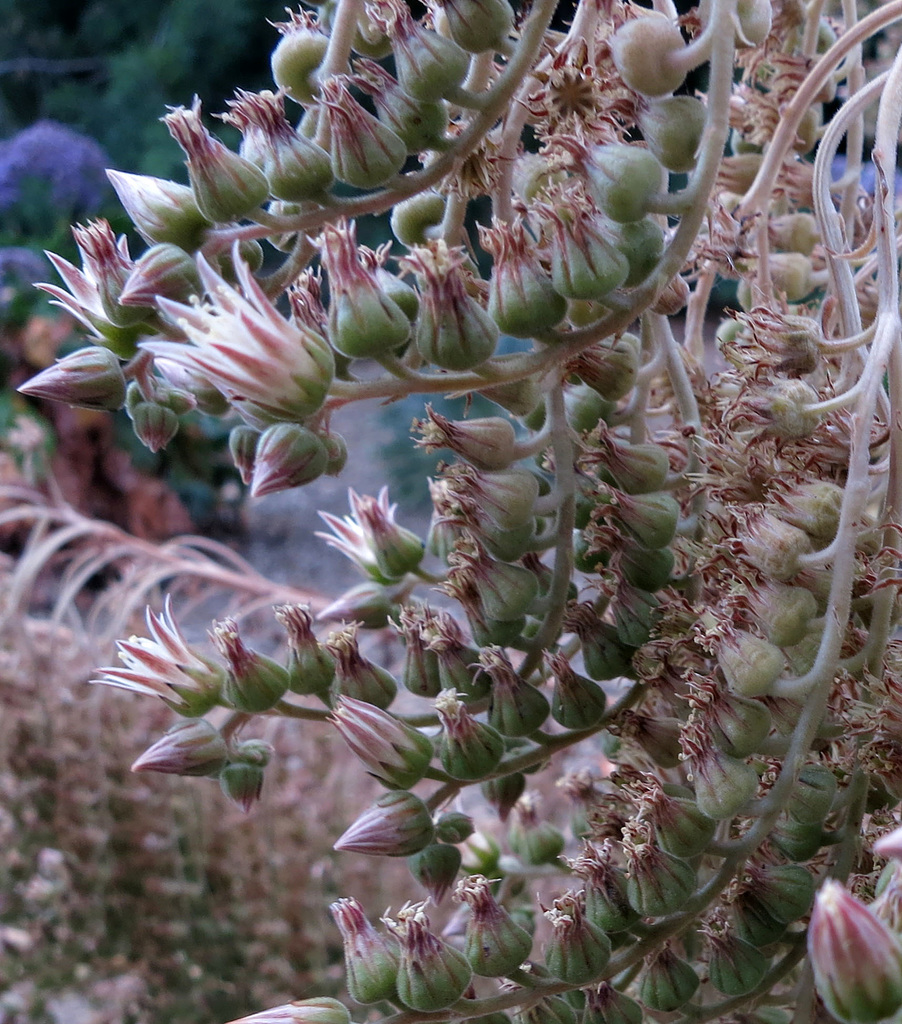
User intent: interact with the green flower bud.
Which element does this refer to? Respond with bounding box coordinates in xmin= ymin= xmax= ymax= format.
xmin=440 ymin=0 xmax=513 ymax=52
xmin=705 ymin=689 xmax=773 ymax=759
xmin=774 ymin=481 xmax=844 ymax=542
xmin=390 ymin=190 xmax=446 ymax=245
xmin=733 ymin=892 xmax=787 ymax=947
xmin=476 ymin=559 xmax=540 ymax=623
xmin=508 ymin=793 xmax=565 ymax=865
xmin=637 ymin=96 xmax=706 ymax=172
xmin=320 ymin=76 xmax=407 ymax=188
xmin=275 ymin=604 xmax=336 ymax=698
xmin=565 ymin=383 xmax=614 ymax=434
xmin=770 ymin=212 xmax=820 ymax=256
xmin=163 ymin=99 xmax=269 ymax=223
xmin=544 ymin=891 xmax=611 ymax=986
xmin=250 ymin=424 xmax=328 ymax=496
xmin=128 ymin=400 xmax=180 ymax=453
xmin=353 ymin=59 xmax=448 ymax=153
xmin=332 ymin=696 xmax=433 ymax=789
xmin=482 ymin=772 xmax=527 ymax=823
xmin=735 ymin=0 xmax=772 ymax=46
xmin=609 ymin=14 xmax=688 ymax=96
xmin=809 ymin=881 xmax=902 ymax=1024
xmin=401 ymin=240 xmax=499 ymax=370
xmin=408 ymin=842 xmax=462 ymax=903
xmin=651 ymin=794 xmax=717 ymax=860
xmin=386 ymin=902 xmax=472 ymax=1010
xmin=212 ymin=619 xmax=290 ymax=712
xmin=771 ymin=816 xmax=824 ymax=862
xmin=219 ymin=760 xmax=266 ymax=812
xmin=595 ymin=436 xmax=670 ymax=495
xmin=131 ymin=718 xmax=228 ymax=777
xmin=788 ymin=763 xmax=838 ymax=824
xmin=331 ymin=897 xmax=399 ymax=1004
xmin=435 ymin=811 xmax=474 ymax=844
xmin=455 ymin=874 xmax=533 ymax=976
xmin=573 ymin=845 xmax=641 ymax=933
xmin=119 ymin=242 xmax=201 ymax=309
xmin=417 ymin=407 xmax=519 ymax=472
xmin=624 ymin=828 xmax=697 ymax=918
xmin=583 ymin=983 xmax=643 ymax=1024
xmin=327 ymin=625 xmax=398 ymax=710
xmin=639 ymin=947 xmax=699 ymax=1012
xmin=682 ymin=723 xmax=758 ymax=819
xmin=620 ymin=543 xmax=674 ymax=592
xmin=584 ymin=144 xmax=664 ymax=223
xmin=19 ymin=346 xmax=127 ymax=412
xmin=481 ymin=219 xmax=566 ymax=339
xmin=435 ymin=689 xmax=504 ymax=779
xmin=270 ymin=10 xmax=329 ymax=103
xmin=608 ymin=219 xmax=664 ymax=288
xmin=707 ymin=932 xmax=769 ymax=996
xmin=514 ymin=997 xmax=577 ymax=1024
xmin=717 ymin=629 xmax=785 ymax=697
xmin=613 ymin=585 xmax=659 ymax=649
xmin=745 ymin=863 xmax=815 ymax=924
xmin=547 ymin=652 xmax=607 ymax=729
xmin=336 ymin=790 xmax=434 ymax=856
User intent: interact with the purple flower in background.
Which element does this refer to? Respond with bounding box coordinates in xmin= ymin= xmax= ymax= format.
xmin=0 ymin=120 xmax=111 ymax=213
xmin=0 ymin=247 xmax=47 ymax=285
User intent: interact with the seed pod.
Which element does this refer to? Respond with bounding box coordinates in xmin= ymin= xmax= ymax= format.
xmin=548 ymin=653 xmax=607 ymax=729
xmin=276 ymin=604 xmax=336 ymax=697
xmin=652 ymin=795 xmax=717 ymax=860
xmin=542 ymin=199 xmax=629 ymax=302
xmin=609 ymin=13 xmax=688 ymax=96
xmin=771 ymin=816 xmax=825 ymax=862
xmin=219 ymin=760 xmax=266 ymax=812
xmin=455 ymin=874 xmax=533 ymax=976
xmin=735 ymin=0 xmax=772 ymax=45
xmin=595 ymin=437 xmax=670 ymax=495
xmin=353 ymin=59 xmax=448 ymax=153
xmin=733 ymin=893 xmax=786 ymax=947
xmin=436 ymin=690 xmax=505 ymax=780
xmin=508 ymin=794 xmax=565 ymax=865
xmin=408 ymin=842 xmax=462 ymax=903
xmin=544 ymin=891 xmax=611 ymax=986
xmin=331 ymin=897 xmax=400 ymax=1004
xmin=417 ymin=407 xmax=519 ymax=471
xmin=747 ymin=582 xmax=818 ymax=647
xmin=212 ymin=619 xmax=290 ymax=712
xmin=440 ymin=0 xmax=514 ymax=53
xmin=615 ymin=491 xmax=680 ymax=549
xmin=637 ymin=96 xmax=706 ymax=173
xmin=327 ymin=624 xmax=398 ymax=710
xmin=380 ymin=4 xmax=469 ymax=102
xmin=584 ymin=144 xmax=664 ymax=223
xmin=707 ymin=932 xmax=769 ymax=996
xmin=481 ymin=219 xmax=566 ymax=338
xmin=706 ymin=690 xmax=773 ymax=759
xmin=620 ymin=543 xmax=674 ymax=592
xmin=774 ymin=481 xmax=844 ymax=542
xmin=482 ymin=773 xmax=527 ymax=823
xmin=387 ymin=903 xmax=473 ymax=1010
xmin=571 ymin=334 xmax=640 ymax=402
xmin=319 ymin=76 xmax=407 ymax=189
xmin=717 ymin=629 xmax=785 ymax=697
xmin=624 ymin=835 xmax=697 ymax=918
xmin=583 ymin=983 xmax=643 ymax=1024
xmin=565 ymin=384 xmax=614 ymax=434
xmin=682 ymin=722 xmax=758 ymax=820
xmin=746 ymin=863 xmax=815 ymax=924
xmin=639 ymin=947 xmax=699 ymax=1012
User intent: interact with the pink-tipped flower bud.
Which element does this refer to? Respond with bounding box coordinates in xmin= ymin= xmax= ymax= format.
xmin=212 ymin=618 xmax=290 ymax=712
xmin=481 ymin=772 xmax=526 ymax=823
xmin=275 ymin=603 xmax=336 ymax=697
xmin=353 ymin=59 xmax=448 ymax=153
xmin=680 ymin=718 xmax=758 ymax=820
xmin=250 ymin=424 xmax=328 ymax=497
xmin=705 ymin=929 xmax=768 ymax=997
xmin=128 ymin=398 xmax=180 ymax=453
xmin=163 ymin=98 xmax=269 ymax=222
xmin=331 ymin=695 xmax=433 ymax=789
xmin=119 ymin=243 xmax=202 ymax=308
xmin=547 ymin=651 xmax=607 ymax=730
xmin=326 ymin=624 xmax=397 ymax=709
xmin=331 ymin=897 xmax=399 ymax=1004
xmin=107 ymin=169 xmax=209 ymax=250
xmin=371 ymin=0 xmax=468 ymax=102
xmin=480 ymin=219 xmax=566 ymax=339
xmin=221 ymin=89 xmax=333 ymax=201
xmin=638 ymin=946 xmax=699 ymax=1012
xmin=19 ymin=346 xmax=126 ymax=411
xmin=219 ymin=758 xmax=268 ymax=813
xmin=543 ymin=890 xmax=611 ymax=986
xmin=224 ymin=997 xmax=351 ymax=1024
xmin=269 ymin=9 xmax=329 ymax=104
xmin=480 ymin=647 xmax=549 ymax=736
xmin=809 ymin=881 xmax=902 ymax=1024
xmin=319 ymin=75 xmax=407 ymax=188
xmin=434 ymin=811 xmax=474 ymax=844
xmin=407 ymin=842 xmax=462 ymax=903
xmin=383 ymin=902 xmax=473 ymax=1010
xmin=319 ymin=582 xmax=397 ymax=629
xmin=336 ymin=791 xmax=434 ymax=857
xmin=319 ymin=219 xmax=411 ymax=358
xmin=613 ymin=491 xmax=680 ymax=550
xmin=455 ymin=874 xmax=533 ymax=976
xmin=435 ymin=689 xmax=504 ymax=780
xmin=131 ymin=718 xmax=228 ymax=776
xmin=229 ymin=424 xmax=260 ymax=485
xmin=400 ymin=240 xmax=499 ymax=370
xmin=609 ymin=14 xmax=688 ymax=97
xmin=570 ymin=334 xmax=640 ymax=403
